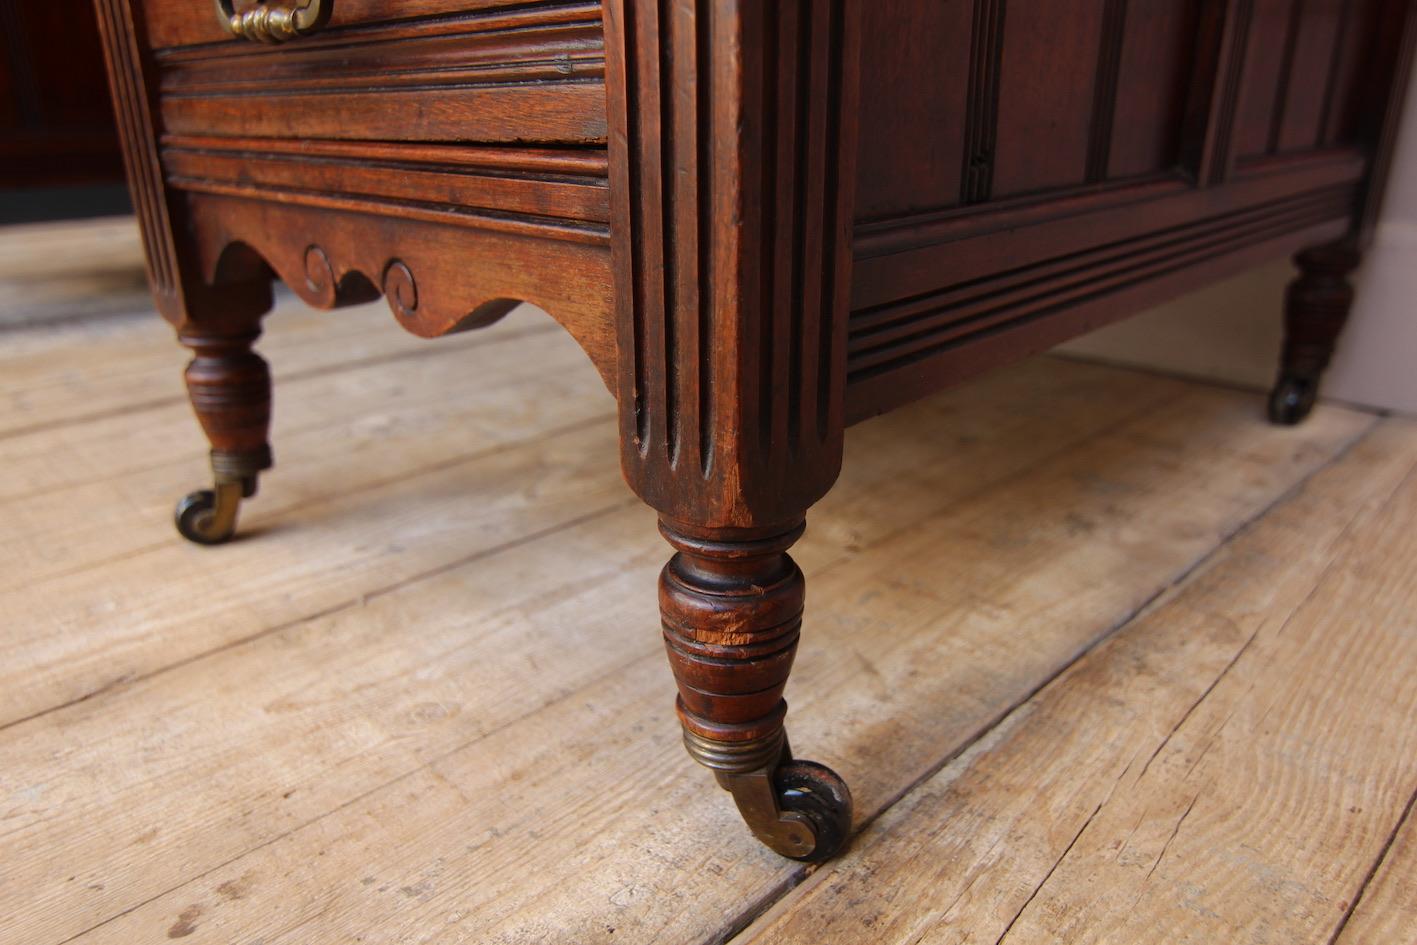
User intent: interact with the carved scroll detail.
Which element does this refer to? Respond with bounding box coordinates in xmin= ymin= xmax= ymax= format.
xmin=383 ymin=260 xmax=419 ymax=325
xmin=303 ymin=245 xmax=337 ymax=307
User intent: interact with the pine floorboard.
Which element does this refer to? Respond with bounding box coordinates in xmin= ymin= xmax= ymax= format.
xmin=2 ymin=288 xmax=1413 ymax=945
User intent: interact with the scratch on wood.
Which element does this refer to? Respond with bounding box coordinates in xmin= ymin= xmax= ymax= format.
xmin=1137 ymin=627 xmax=1259 ymax=781
xmin=1324 ymin=780 xmax=1417 ymax=945
xmin=993 ymin=800 xmax=1103 ymax=945
xmin=1145 ymin=792 xmax=1199 ymax=883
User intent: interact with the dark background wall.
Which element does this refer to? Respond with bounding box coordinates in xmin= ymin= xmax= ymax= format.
xmin=0 ymin=1 xmax=130 ymax=223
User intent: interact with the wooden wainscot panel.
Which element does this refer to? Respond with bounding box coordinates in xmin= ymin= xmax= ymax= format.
xmin=1230 ymin=0 xmax=1377 ymax=162
xmin=852 ymin=0 xmax=973 ymax=220
xmin=1107 ymin=0 xmax=1201 ymax=179
xmin=990 ymin=1 xmax=1106 ymax=198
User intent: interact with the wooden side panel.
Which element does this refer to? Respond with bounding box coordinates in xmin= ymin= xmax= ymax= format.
xmin=852 ymin=0 xmax=1206 ymax=210
xmin=1108 ymin=0 xmax=1201 ymax=179
xmin=1232 ymin=0 xmax=1296 ymax=160
xmin=1274 ymin=0 xmax=1345 ymax=151
xmin=1231 ymin=0 xmax=1381 ymax=161
xmin=1322 ymin=0 xmax=1383 ymax=146
xmin=838 ymin=0 xmax=1415 ymax=426
xmin=991 ymin=1 xmax=1106 ymax=198
xmin=852 ymin=1 xmax=972 ymax=220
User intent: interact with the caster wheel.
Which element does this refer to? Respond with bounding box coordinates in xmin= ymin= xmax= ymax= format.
xmin=774 ymin=760 xmax=853 ymax=863
xmin=174 ymin=489 xmax=235 ymax=545
xmin=1268 ymin=374 xmax=1316 ymax=426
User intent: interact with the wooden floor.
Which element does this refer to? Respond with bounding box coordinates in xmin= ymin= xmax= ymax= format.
xmin=4 ymin=279 xmax=1417 ymax=944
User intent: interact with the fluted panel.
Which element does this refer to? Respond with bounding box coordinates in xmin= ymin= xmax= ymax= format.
xmin=93 ymin=0 xmax=180 ymax=302
xmin=605 ymin=0 xmax=862 ymax=527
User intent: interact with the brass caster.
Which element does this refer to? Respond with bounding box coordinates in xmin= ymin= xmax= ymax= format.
xmin=174 ymin=476 xmax=253 ymax=545
xmin=718 ymin=756 xmax=853 ymax=863
xmin=1268 ymin=373 xmax=1317 ymax=426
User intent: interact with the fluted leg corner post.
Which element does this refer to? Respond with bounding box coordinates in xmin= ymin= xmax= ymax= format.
xmin=603 ymin=0 xmax=862 ymax=861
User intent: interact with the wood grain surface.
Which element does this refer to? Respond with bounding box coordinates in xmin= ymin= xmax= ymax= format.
xmin=8 ymin=292 xmax=1416 ymax=943
xmin=739 ymin=419 xmax=1417 ymax=945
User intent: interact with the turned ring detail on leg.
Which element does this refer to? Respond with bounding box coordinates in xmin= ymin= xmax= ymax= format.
xmin=659 ymin=519 xmax=853 ymax=862
xmin=174 ymin=329 xmax=274 ymax=545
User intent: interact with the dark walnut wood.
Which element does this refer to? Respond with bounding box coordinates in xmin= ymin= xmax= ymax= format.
xmin=99 ymin=0 xmax=1417 ymax=860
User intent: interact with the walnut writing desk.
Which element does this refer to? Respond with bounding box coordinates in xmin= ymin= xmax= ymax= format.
xmin=98 ymin=0 xmax=1415 ymax=861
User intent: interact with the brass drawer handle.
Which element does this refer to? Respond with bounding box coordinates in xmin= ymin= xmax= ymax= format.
xmin=214 ymin=0 xmax=330 ymax=43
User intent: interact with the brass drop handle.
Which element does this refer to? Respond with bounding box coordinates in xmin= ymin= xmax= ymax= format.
xmin=214 ymin=0 xmax=330 ymax=43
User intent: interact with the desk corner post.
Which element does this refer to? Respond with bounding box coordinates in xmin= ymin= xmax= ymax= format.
xmin=603 ymin=0 xmax=863 ymax=860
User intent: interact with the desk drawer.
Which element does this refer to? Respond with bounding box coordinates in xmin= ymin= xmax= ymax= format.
xmin=150 ymin=1 xmax=607 ymax=145
xmin=142 ymin=0 xmax=543 ymax=48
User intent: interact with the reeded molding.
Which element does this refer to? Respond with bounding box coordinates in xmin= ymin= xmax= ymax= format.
xmin=604 ymin=0 xmax=863 ymax=527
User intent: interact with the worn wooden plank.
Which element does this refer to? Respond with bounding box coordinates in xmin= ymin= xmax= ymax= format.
xmin=3 ymin=381 xmax=1370 ymax=945
xmin=0 ymin=294 xmax=551 ymax=438
xmin=0 ymin=416 xmax=627 ymax=730
xmin=0 ymin=316 xmax=603 ymax=587
xmin=0 ymin=355 xmax=1187 ymax=945
xmin=740 ymin=418 xmax=1417 ymax=945
xmin=0 ymin=353 xmax=1180 ymax=731
xmin=0 ymin=306 xmax=565 ymax=502
xmin=0 ymin=218 xmax=151 ymax=330
xmin=1335 ymin=793 xmax=1417 ymax=945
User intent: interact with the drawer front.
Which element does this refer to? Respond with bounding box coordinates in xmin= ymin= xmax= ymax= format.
xmin=150 ymin=1 xmax=607 ymax=145
xmin=144 ymin=0 xmax=552 ymax=50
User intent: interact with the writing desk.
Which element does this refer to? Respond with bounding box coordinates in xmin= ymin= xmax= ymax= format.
xmin=98 ymin=0 xmax=1415 ymax=860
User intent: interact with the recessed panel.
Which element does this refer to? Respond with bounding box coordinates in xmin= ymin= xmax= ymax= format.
xmin=991 ymin=0 xmax=1105 ymax=198
xmin=1108 ymin=0 xmax=1200 ymax=179
xmin=853 ymin=1 xmax=973 ymax=220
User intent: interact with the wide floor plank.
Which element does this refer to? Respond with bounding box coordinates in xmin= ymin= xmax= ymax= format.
xmin=0 ymin=314 xmax=602 ymax=587
xmin=0 ymin=348 xmax=1179 ymax=729
xmin=1 ymin=354 xmax=1188 ymax=945
xmin=1 ymin=369 xmax=1370 ymax=945
xmin=740 ymin=418 xmax=1417 ymax=945
xmin=1335 ymin=793 xmax=1417 ymax=945
xmin=0 ymin=218 xmax=150 ymax=330
xmin=0 ymin=293 xmax=552 ymax=438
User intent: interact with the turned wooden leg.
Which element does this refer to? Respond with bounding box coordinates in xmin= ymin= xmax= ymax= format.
xmin=658 ymin=518 xmax=852 ymax=862
xmin=173 ymin=327 xmax=273 ymax=544
xmin=1269 ymin=243 xmax=1361 ymax=425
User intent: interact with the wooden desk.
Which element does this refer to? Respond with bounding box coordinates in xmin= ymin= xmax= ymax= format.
xmin=98 ymin=0 xmax=1415 ymax=861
